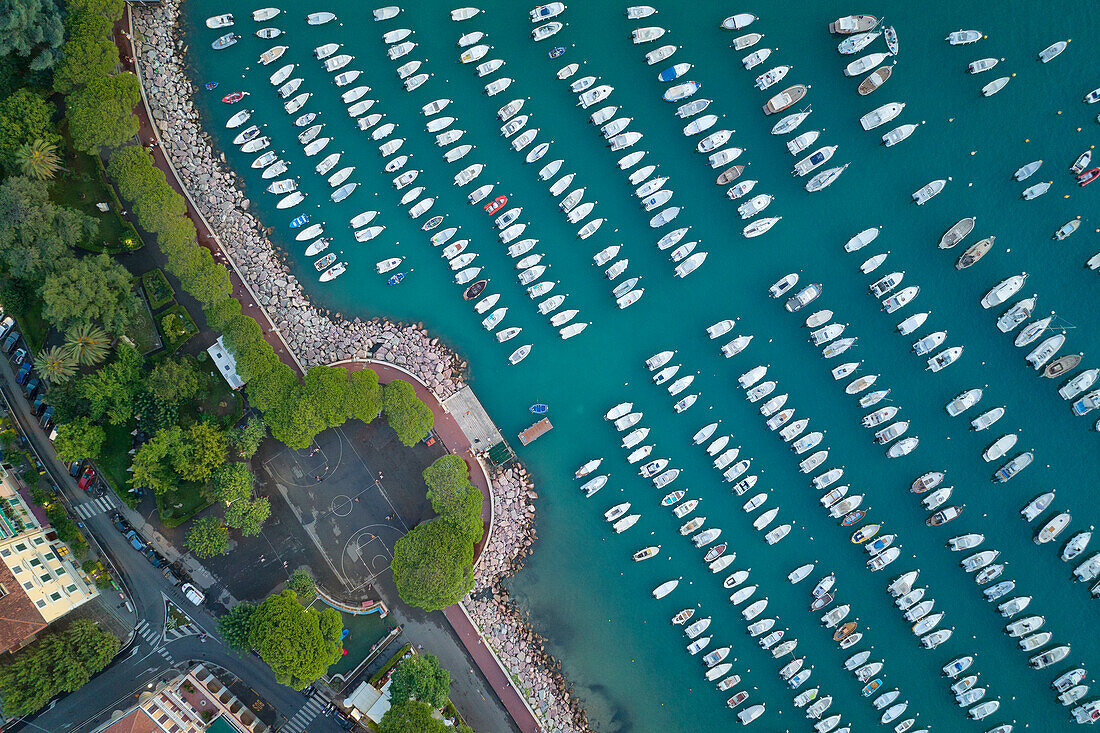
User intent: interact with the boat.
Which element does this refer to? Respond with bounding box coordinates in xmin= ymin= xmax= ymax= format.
xmin=754 ymin=65 xmax=790 ymax=90
xmin=451 ymin=6 xmax=480 ymax=21
xmin=860 ymin=102 xmax=904 ymax=130
xmin=1037 ymin=512 xmax=1072 ymax=544
xmin=652 ymin=580 xmax=679 ymax=599
xmin=982 ymin=274 xmax=1027 ymax=308
xmin=252 ymin=7 xmax=279 ymax=22
xmin=721 ymin=13 xmax=757 ymax=30
xmin=831 ymin=15 xmax=877 ymax=34
xmin=1039 ymin=40 xmax=1068 ymax=62
xmin=205 ymin=13 xmax=233 ymax=28
xmin=839 ymin=30 xmax=881 ymax=54
xmin=764 ymin=85 xmax=809 ymax=115
xmin=882 ymin=285 xmax=919 ymax=314
xmin=318 ymin=262 xmax=345 ymax=282
xmin=771 ymin=108 xmax=811 ymax=134
xmin=845 ymin=52 xmax=890 ymax=77
xmin=794 ymin=146 xmax=837 ymax=176
xmin=858 ymin=66 xmax=893 ymax=96
xmin=1030 ymin=646 xmax=1071 ymax=669
xmin=928 ymin=506 xmax=963 ymax=526
xmin=212 ymin=33 xmax=240 ymax=50
xmin=1055 ymin=218 xmax=1081 ymax=240
xmin=631 ymin=26 xmax=664 ymax=43
xmin=1060 ymin=369 xmax=1099 ymax=400
xmin=633 ymin=546 xmax=659 ymax=562
xmin=1063 ymin=530 xmax=1093 ymax=561
xmin=1026 ymin=334 xmax=1066 ymax=369
xmin=954 ymin=235 xmax=995 ymax=270
xmin=1022 ymin=181 xmax=1052 ymax=199
xmin=645 ymin=44 xmax=676 ymax=65
xmin=912 ymin=179 xmax=946 ymax=204
xmin=664 ymin=81 xmax=701 ymax=103
xmin=939 ymin=217 xmax=977 ymax=249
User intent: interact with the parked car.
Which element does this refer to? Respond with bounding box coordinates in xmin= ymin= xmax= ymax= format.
xmin=143 ymin=548 xmax=166 ymax=568
xmin=24 ymin=377 xmax=38 ymax=398
xmin=11 ymin=347 xmax=26 ymax=365
xmin=162 ymin=566 xmax=182 ymax=586
xmin=39 ymin=406 xmax=54 ymax=429
xmin=0 ymin=316 xmax=14 ymax=340
xmin=125 ymin=530 xmax=146 ymax=552
xmin=69 ymin=460 xmax=83 ymax=478
xmin=31 ymin=394 xmax=45 ymax=414
xmin=181 ymin=583 xmax=205 ymax=606
xmin=77 ymin=467 xmax=96 ymax=491
xmin=15 ymin=362 xmax=31 ymax=385
xmin=3 ymin=331 xmax=19 ymax=353
xmin=330 ymin=710 xmax=354 ymax=730
xmin=112 ymin=512 xmax=130 ymax=533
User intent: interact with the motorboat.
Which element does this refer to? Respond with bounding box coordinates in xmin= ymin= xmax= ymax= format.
xmin=652 ymin=580 xmax=679 ymax=599
xmin=755 ymin=65 xmax=790 ymax=90
xmin=805 ymin=165 xmax=848 ymax=192
xmin=664 ymin=81 xmax=702 ymax=103
xmin=212 ymin=33 xmax=240 ymax=50
xmin=947 ymin=29 xmax=982 ymax=44
xmin=858 ymin=66 xmax=892 ymax=95
xmin=845 ymin=52 xmax=889 ymax=76
xmin=1059 ymin=369 xmax=1099 ymax=400
xmin=912 ymin=179 xmax=946 ymax=204
xmin=1062 ymin=530 xmax=1092 ymax=561
xmin=1039 ymin=40 xmax=1068 ymax=62
xmin=1036 ymin=512 xmax=1072 ymax=544
xmin=1025 ymin=334 xmax=1065 ymax=370
xmin=645 ymin=44 xmax=676 ymax=65
xmin=1030 ymin=646 xmax=1071 ymax=670
xmin=928 ymin=506 xmax=963 ymax=526
xmin=982 ymin=274 xmax=1028 ymax=308
xmin=955 ymin=235 xmax=995 ymax=269
xmin=771 ymin=107 xmax=811 ymax=134
xmin=764 ymin=85 xmax=808 ymax=115
xmin=882 ymin=285 xmax=919 ymax=313
xmin=860 ymin=102 xmax=904 ymax=130
xmin=983 ymin=434 xmax=1018 ymax=463
xmin=1022 ymin=181 xmax=1052 ymax=199
xmin=794 ymin=146 xmax=837 ymax=176
xmin=631 ymin=26 xmax=664 ymax=43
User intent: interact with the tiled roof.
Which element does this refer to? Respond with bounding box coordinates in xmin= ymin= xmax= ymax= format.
xmin=100 ymin=709 xmax=161 ymax=733
xmin=0 ymin=561 xmax=46 ymax=654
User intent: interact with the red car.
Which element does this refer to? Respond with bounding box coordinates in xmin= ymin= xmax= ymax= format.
xmin=483 ymin=195 xmax=508 ymax=214
xmin=78 ymin=467 xmax=96 ymax=491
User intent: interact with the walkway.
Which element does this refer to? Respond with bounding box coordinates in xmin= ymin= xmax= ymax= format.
xmin=117 ymin=15 xmax=304 ymax=377
xmin=118 ymin=15 xmax=540 ymax=733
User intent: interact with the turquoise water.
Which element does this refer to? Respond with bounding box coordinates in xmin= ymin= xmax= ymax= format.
xmin=179 ymin=1 xmax=1100 ymax=730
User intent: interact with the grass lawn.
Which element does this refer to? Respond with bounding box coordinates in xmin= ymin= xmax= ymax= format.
xmin=51 ymin=141 xmax=143 ymax=255
xmin=156 ymin=481 xmax=211 ymax=528
xmin=98 ymin=422 xmax=138 ymax=508
xmin=130 ymin=292 xmax=163 ymax=356
xmin=189 ymin=365 xmax=242 ymax=429
xmin=18 ymin=300 xmax=50 ymax=354
xmin=141 ymin=269 xmax=175 ymax=311
xmin=157 ymin=304 xmax=198 ymax=352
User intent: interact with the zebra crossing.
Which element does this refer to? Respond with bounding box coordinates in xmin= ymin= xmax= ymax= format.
xmin=134 ymin=619 xmax=174 ymax=663
xmin=74 ymin=495 xmax=114 ymax=519
xmin=282 ymin=694 xmax=327 ymax=733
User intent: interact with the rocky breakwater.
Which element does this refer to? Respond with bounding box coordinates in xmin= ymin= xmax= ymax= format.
xmin=469 ymin=467 xmax=591 ymax=733
xmin=130 ymin=0 xmax=464 ymax=398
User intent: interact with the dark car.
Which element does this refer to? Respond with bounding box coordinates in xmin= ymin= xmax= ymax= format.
xmin=24 ymin=377 xmax=38 ymax=398
xmin=69 ymin=460 xmax=83 ymax=478
xmin=78 ymin=467 xmax=96 ymax=491
xmin=32 ymin=394 xmax=45 ymax=414
xmin=39 ymin=406 xmax=54 ymax=428
xmin=15 ymin=362 xmax=31 ymax=385
xmin=112 ymin=514 xmax=130 ymax=533
xmin=143 ymin=548 xmax=166 ymax=568
xmin=3 ymin=331 xmax=19 ymax=353
xmin=12 ymin=347 xmax=26 ymax=366
xmin=330 ymin=710 xmax=354 ymax=730
xmin=162 ymin=566 xmax=182 ymax=586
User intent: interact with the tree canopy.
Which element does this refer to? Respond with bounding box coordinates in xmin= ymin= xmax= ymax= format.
xmin=146 ymin=357 xmax=200 ymax=405
xmin=40 ymin=253 xmax=141 ymax=337
xmin=382 ymin=380 xmax=434 ymax=447
xmin=225 ymin=496 xmax=269 ymax=537
xmin=51 ymin=416 xmax=104 ymax=461
xmin=379 ymin=701 xmax=473 ymax=733
xmin=0 ymin=89 xmax=60 ymax=175
xmin=77 ymin=342 xmax=143 ymax=425
xmin=217 ymin=601 xmax=255 ymax=651
xmin=228 ymin=415 xmax=266 ymax=458
xmin=186 ymin=516 xmax=228 ymax=559
xmin=391 ymin=520 xmax=475 ymax=612
xmin=345 ymin=368 xmax=382 ymax=424
xmin=52 ymin=8 xmax=119 ymax=94
xmin=390 ymin=654 xmax=451 ymax=709
xmin=0 ymin=0 xmax=65 ymax=72
xmin=210 ymin=461 xmax=253 ymax=504
xmin=131 ymin=423 xmax=227 ymax=495
xmin=248 ymin=590 xmax=343 ymax=690
xmin=66 ymin=72 xmax=140 ymax=153
xmin=0 ymin=620 xmax=119 ymax=715
xmin=0 ymin=176 xmax=96 ymax=281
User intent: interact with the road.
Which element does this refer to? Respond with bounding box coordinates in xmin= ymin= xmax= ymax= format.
xmin=0 ymin=354 xmax=347 ymax=733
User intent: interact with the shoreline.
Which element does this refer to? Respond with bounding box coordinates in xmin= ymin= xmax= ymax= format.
xmin=129 ymin=4 xmax=590 ymax=731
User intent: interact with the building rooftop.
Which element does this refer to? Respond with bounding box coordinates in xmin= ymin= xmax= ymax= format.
xmin=0 ymin=559 xmax=48 ymax=654
xmin=98 ymin=709 xmax=161 ymax=733
xmin=207 ymin=336 xmax=245 ymax=390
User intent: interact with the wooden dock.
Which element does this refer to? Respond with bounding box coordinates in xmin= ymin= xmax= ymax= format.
xmin=518 ymin=418 xmax=552 ymax=446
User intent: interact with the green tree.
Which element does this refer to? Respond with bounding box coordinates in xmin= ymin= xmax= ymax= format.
xmin=345 ymin=368 xmax=381 ymax=424
xmin=210 ymin=461 xmax=252 ymax=504
xmin=302 ymin=365 xmax=350 ymax=428
xmin=33 ymin=345 xmax=77 ymax=385
xmin=78 ymin=342 xmax=142 ymax=425
xmin=130 ymin=425 xmax=182 ymax=495
xmin=0 ymin=176 xmax=96 ymax=281
xmin=0 ymin=90 xmax=59 ymax=174
xmin=248 ymin=590 xmax=343 ymax=690
xmin=40 ymin=253 xmax=141 ymax=337
xmin=0 ymin=619 xmax=119 ymax=715
xmin=106 ymin=143 xmax=161 ymax=200
xmin=217 ymin=601 xmax=255 ymax=651
xmin=132 ymin=390 xmax=177 ymax=434
xmin=66 ymin=73 xmax=140 ymax=153
xmin=379 ymin=701 xmax=469 ymax=733
xmin=266 ymin=388 xmax=325 ymax=450
xmin=391 ymin=520 xmax=475 ymax=612
xmin=15 ymin=138 xmax=60 ymax=180
xmin=286 ymin=568 xmax=315 ymax=599
xmin=382 ymin=380 xmax=434 ymax=447
xmin=52 ymin=10 xmax=119 ymax=94
xmin=204 ymin=295 xmax=242 ymax=332
xmin=186 ymin=516 xmax=228 ymax=558
xmin=146 ymin=357 xmax=199 ymax=405
xmin=167 ymin=420 xmax=225 ymax=482
xmin=52 ymin=417 xmax=105 ymax=461
xmin=64 ymin=322 xmax=111 ymax=366
xmin=228 ymin=415 xmax=266 ymax=458
xmin=225 ymin=496 xmax=269 ymax=537
xmin=390 ymin=654 xmax=451 ymax=709
xmin=0 ymin=0 xmax=65 ymax=72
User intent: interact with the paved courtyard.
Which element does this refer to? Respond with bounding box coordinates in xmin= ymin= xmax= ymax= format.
xmin=260 ymin=419 xmax=446 ymax=598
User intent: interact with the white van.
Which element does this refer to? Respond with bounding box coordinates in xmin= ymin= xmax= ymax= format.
xmin=181 ymin=583 xmax=205 ymax=606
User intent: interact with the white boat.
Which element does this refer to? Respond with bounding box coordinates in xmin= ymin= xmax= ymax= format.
xmin=1022 ymin=181 xmax=1052 ymax=199
xmin=981 ymin=274 xmax=1027 ymax=308
xmin=860 ymin=102 xmax=905 ymax=130
xmin=793 ymin=146 xmax=837 ymax=176
xmin=1039 ymin=40 xmax=1068 ymax=63
xmin=845 ymin=52 xmax=890 ymax=76
xmin=645 ymin=44 xmax=676 ymax=65
xmin=912 ymin=179 xmax=946 ymax=204
xmin=743 ymin=217 xmax=780 ymax=238
xmin=450 ymin=6 xmax=480 ymax=21
xmin=334 ymin=71 xmax=362 ymax=87
xmin=805 ymin=165 xmax=848 ymax=192
xmin=382 ymin=29 xmax=412 ymax=44
xmin=530 ymin=2 xmax=565 ymax=21
xmin=532 ymin=21 xmax=563 ymax=41
xmin=882 ymin=123 xmax=917 ymax=146
xmin=652 ymin=580 xmax=679 ymax=599
xmin=982 ymin=76 xmax=1011 ymax=96
xmin=721 ymin=13 xmax=756 ymax=30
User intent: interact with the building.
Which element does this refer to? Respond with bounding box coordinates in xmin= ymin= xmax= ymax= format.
xmin=207 ymin=336 xmax=245 ymax=390
xmin=0 ymin=472 xmax=97 ymax=641
xmin=92 ymin=665 xmax=269 ymax=733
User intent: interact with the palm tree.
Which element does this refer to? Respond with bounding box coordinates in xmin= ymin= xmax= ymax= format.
xmin=64 ymin=323 xmax=111 ymax=366
xmin=34 ymin=346 xmax=78 ymax=385
xmin=16 ymin=139 xmax=62 ymax=181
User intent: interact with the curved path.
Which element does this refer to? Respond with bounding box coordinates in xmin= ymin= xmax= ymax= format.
xmin=119 ymin=12 xmax=540 ymax=732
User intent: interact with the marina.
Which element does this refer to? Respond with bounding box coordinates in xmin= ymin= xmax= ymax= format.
xmin=165 ymin=1 xmax=1100 ymax=731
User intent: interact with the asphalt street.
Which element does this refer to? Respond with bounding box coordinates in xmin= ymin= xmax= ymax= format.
xmin=0 ymin=353 xmax=348 ymax=733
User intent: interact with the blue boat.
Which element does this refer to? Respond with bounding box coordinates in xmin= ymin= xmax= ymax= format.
xmin=421 ymin=215 xmax=444 ymax=231
xmin=658 ymin=63 xmax=691 ymax=82
xmin=289 ymin=214 xmax=310 ymax=228
xmin=549 ymin=46 xmax=566 ymax=59
xmin=204 ymin=81 xmax=218 ymax=90
xmin=387 ymin=272 xmax=405 ymax=286
xmin=530 ymin=403 xmax=549 ymax=414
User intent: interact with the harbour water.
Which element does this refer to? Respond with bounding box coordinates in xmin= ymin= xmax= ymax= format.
xmin=180 ymin=0 xmax=1099 ymax=730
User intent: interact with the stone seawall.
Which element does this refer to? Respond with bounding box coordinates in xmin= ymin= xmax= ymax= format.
xmin=131 ymin=4 xmax=590 ymax=732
